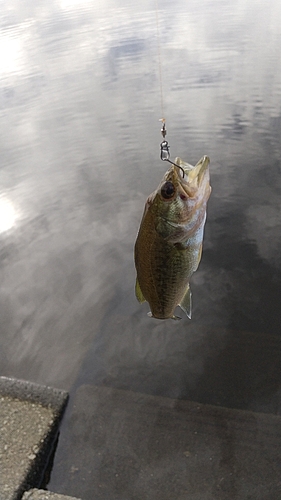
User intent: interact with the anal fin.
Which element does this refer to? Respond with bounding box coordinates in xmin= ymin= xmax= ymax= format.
xmin=179 ymin=284 xmax=192 ymax=319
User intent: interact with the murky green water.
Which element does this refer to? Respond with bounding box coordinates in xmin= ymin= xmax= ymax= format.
xmin=1 ymin=0 xmax=281 ymax=497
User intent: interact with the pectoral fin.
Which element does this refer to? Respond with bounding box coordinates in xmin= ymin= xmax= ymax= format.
xmin=179 ymin=284 xmax=192 ymax=319
xmin=135 ymin=278 xmax=146 ymax=303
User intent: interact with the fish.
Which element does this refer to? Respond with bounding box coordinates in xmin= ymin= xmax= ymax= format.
xmin=134 ymin=155 xmax=211 ymax=320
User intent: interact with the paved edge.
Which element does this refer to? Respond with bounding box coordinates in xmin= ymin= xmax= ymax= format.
xmin=22 ymin=488 xmax=82 ymax=499
xmin=0 ymin=377 xmax=69 ymax=413
xmin=0 ymin=377 xmax=69 ymax=500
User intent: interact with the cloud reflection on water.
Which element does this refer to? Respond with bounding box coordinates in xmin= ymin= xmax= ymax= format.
xmin=0 ymin=0 xmax=280 ymax=402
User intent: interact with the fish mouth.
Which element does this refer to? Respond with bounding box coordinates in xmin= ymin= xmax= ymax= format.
xmin=174 ymin=156 xmax=210 ymax=187
xmin=173 ymin=156 xmax=210 ymax=191
xmin=159 ymin=155 xmax=210 ymax=201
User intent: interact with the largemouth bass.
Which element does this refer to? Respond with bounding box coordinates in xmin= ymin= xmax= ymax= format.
xmin=134 ymin=156 xmax=211 ymax=320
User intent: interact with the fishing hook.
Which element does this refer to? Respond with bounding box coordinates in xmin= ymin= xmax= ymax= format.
xmin=160 ymin=140 xmax=185 ymax=179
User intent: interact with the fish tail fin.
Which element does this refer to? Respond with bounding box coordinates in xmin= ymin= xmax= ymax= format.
xmin=179 ymin=284 xmax=192 ymax=319
xmin=147 ymin=312 xmax=181 ymax=320
xmin=135 ymin=278 xmax=146 ymax=304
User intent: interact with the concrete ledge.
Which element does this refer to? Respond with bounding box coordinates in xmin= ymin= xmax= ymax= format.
xmin=22 ymin=488 xmax=81 ymax=500
xmin=50 ymin=384 xmax=281 ymax=500
xmin=0 ymin=377 xmax=68 ymax=412
xmin=0 ymin=377 xmax=69 ymax=500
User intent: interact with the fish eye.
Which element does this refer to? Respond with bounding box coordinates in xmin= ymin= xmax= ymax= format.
xmin=161 ymin=181 xmax=175 ymax=199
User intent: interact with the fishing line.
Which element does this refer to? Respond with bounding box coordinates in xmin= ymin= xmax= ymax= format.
xmin=155 ymin=0 xmax=165 ymax=124
xmin=155 ymin=0 xmax=185 ymax=178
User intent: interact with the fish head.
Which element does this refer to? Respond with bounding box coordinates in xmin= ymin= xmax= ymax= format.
xmin=150 ymin=156 xmax=211 ymax=231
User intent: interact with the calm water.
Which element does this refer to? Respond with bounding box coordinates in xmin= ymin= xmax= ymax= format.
xmin=1 ymin=0 xmax=281 ymax=497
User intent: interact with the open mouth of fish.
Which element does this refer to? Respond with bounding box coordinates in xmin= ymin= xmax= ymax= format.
xmin=174 ymin=155 xmax=210 ymax=191
xmin=160 ymin=155 xmax=211 ymax=201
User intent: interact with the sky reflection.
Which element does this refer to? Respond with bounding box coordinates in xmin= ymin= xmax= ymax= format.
xmin=0 ymin=0 xmax=280 ymax=405
xmin=0 ymin=197 xmax=16 ymax=232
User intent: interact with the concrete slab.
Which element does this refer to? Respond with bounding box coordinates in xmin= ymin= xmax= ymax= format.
xmin=22 ymin=488 xmax=81 ymax=499
xmin=50 ymin=384 xmax=281 ymax=500
xmin=0 ymin=377 xmax=68 ymax=500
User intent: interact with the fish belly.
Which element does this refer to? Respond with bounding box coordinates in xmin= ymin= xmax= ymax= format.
xmin=135 ymin=216 xmax=202 ymax=319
